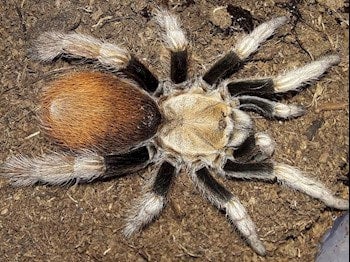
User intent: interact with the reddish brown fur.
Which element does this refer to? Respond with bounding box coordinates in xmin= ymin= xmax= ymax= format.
xmin=40 ymin=72 xmax=162 ymax=153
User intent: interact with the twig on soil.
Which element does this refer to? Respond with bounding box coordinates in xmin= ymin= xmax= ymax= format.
xmin=24 ymin=131 xmax=40 ymax=140
xmin=315 ymin=102 xmax=349 ymax=113
xmin=177 ymin=243 xmax=202 ymax=258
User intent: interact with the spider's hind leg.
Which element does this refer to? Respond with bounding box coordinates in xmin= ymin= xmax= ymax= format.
xmin=190 ymin=166 xmax=266 ymax=256
xmin=156 ymin=9 xmax=189 ymax=84
xmin=33 ymin=32 xmax=159 ymax=93
xmin=1 ymin=146 xmax=150 ymax=186
xmin=123 ymin=160 xmax=177 ymax=237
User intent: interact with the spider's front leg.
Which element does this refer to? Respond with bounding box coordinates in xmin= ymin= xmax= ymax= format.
xmin=229 ymin=109 xmax=254 ymax=148
xmin=229 ymin=108 xmax=274 ymax=162
xmin=0 ymin=146 xmax=150 ymax=186
xmin=229 ymin=107 xmax=277 ymax=163
xmin=190 ymin=166 xmax=266 ymax=256
xmin=227 ymin=55 xmax=340 ymax=97
xmin=222 ymin=161 xmax=349 ymax=210
xmin=226 ymin=55 xmax=340 ymax=119
xmin=233 ymin=132 xmax=276 ymax=163
xmin=123 ymin=160 xmax=177 ymax=237
xmin=229 ymin=109 xmax=275 ymax=163
xmin=33 ymin=32 xmax=158 ymax=92
xmin=236 ymin=95 xmax=306 ymax=119
xmin=203 ymin=16 xmax=288 ymax=85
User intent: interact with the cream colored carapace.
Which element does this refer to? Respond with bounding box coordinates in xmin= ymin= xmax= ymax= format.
xmin=159 ymin=87 xmax=234 ymax=161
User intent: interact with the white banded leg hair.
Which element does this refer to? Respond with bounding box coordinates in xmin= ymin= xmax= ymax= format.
xmin=226 ymin=55 xmax=340 ymax=119
xmin=233 ymin=132 xmax=276 ymax=163
xmin=236 ymin=96 xmax=306 ymax=119
xmin=203 ymin=16 xmax=288 ymax=85
xmin=123 ymin=161 xmax=176 ymax=237
xmin=33 ymin=31 xmax=159 ymax=92
xmin=155 ymin=9 xmax=189 ymax=84
xmin=222 ymin=161 xmax=349 ymax=210
xmin=1 ymin=146 xmax=150 ymax=186
xmin=229 ymin=109 xmax=253 ymax=148
xmin=190 ymin=167 xmax=266 ymax=256
xmin=227 ymin=55 xmax=340 ymax=96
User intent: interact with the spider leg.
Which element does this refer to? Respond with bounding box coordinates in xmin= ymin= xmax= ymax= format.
xmin=227 ymin=55 xmax=340 ymax=96
xmin=123 ymin=161 xmax=176 ymax=237
xmin=222 ymin=161 xmax=349 ymax=210
xmin=233 ymin=132 xmax=276 ymax=163
xmin=1 ymin=146 xmax=150 ymax=186
xmin=203 ymin=16 xmax=288 ymax=85
xmin=155 ymin=9 xmax=188 ymax=84
xmin=190 ymin=166 xmax=266 ymax=256
xmin=103 ymin=146 xmax=150 ymax=178
xmin=236 ymin=96 xmax=306 ymax=119
xmin=229 ymin=111 xmax=275 ymax=162
xmin=33 ymin=32 xmax=158 ymax=92
xmin=229 ymin=109 xmax=253 ymax=148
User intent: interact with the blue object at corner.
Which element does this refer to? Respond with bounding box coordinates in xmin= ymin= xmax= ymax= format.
xmin=315 ymin=212 xmax=349 ymax=262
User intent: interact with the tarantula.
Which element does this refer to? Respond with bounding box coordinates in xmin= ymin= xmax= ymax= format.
xmin=1 ymin=10 xmax=348 ymax=256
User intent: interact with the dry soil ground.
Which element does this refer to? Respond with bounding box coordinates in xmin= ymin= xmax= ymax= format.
xmin=0 ymin=0 xmax=349 ymax=261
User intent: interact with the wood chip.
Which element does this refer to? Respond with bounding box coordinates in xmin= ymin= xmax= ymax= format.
xmin=315 ymin=102 xmax=348 ymax=113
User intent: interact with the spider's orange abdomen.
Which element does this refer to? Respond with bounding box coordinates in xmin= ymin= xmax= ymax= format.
xmin=40 ymin=71 xmax=162 ymax=153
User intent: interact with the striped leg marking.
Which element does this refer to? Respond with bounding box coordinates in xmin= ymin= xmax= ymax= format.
xmin=123 ymin=161 xmax=176 ymax=237
xmin=190 ymin=167 xmax=266 ymax=256
xmin=170 ymin=50 xmax=188 ymax=84
xmin=103 ymin=146 xmax=150 ymax=178
xmin=123 ymin=55 xmax=159 ymax=92
xmin=223 ymin=161 xmax=349 ymax=210
xmin=33 ymin=32 xmax=158 ymax=92
xmin=227 ymin=55 xmax=340 ymax=96
xmin=1 ymin=147 xmax=150 ymax=186
xmin=229 ymin=109 xmax=254 ymax=148
xmin=234 ymin=132 xmax=275 ymax=163
xmin=237 ymin=96 xmax=306 ymax=119
xmin=1 ymin=152 xmax=105 ymax=186
xmin=155 ymin=9 xmax=189 ymax=84
xmin=203 ymin=16 xmax=287 ymax=85
xmin=203 ymin=51 xmax=243 ymax=85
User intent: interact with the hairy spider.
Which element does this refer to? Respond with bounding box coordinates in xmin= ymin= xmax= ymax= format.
xmin=1 ymin=10 xmax=348 ymax=256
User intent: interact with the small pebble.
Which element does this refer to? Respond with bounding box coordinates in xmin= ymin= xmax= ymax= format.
xmin=1 ymin=208 xmax=9 ymax=215
xmin=210 ymin=6 xmax=232 ymax=29
xmin=319 ymin=152 xmax=329 ymax=163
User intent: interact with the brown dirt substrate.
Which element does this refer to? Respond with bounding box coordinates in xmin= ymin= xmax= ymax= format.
xmin=0 ymin=1 xmax=348 ymax=261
